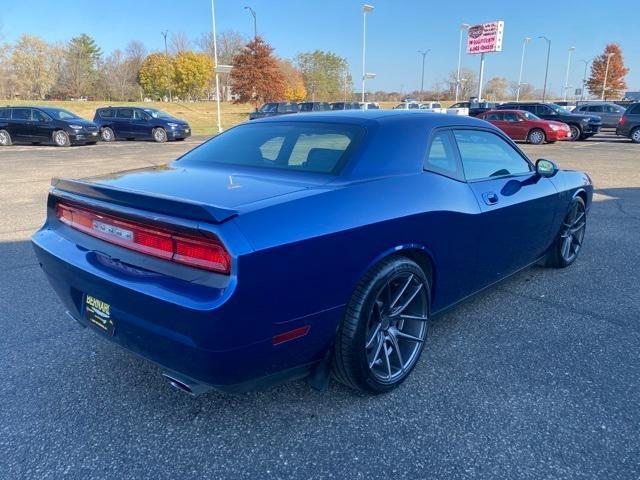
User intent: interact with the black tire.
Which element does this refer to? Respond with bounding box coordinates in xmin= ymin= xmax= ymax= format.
xmin=86 ymin=141 xmax=97 ymax=145
xmin=568 ymin=124 xmax=582 ymax=141
xmin=332 ymin=256 xmax=431 ymax=393
xmin=152 ymin=127 xmax=167 ymax=143
xmin=0 ymin=129 xmax=12 ymax=146
xmin=527 ymin=128 xmax=546 ymax=145
xmin=546 ymin=196 xmax=587 ymax=268
xmin=53 ymin=130 xmax=70 ymax=147
xmin=100 ymin=127 xmax=115 ymax=142
xmin=631 ymin=127 xmax=640 ymax=144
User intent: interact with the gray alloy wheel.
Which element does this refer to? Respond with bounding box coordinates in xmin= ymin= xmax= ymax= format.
xmin=568 ymin=124 xmax=582 ymax=141
xmin=100 ymin=127 xmax=115 ymax=142
xmin=631 ymin=127 xmax=640 ymax=144
xmin=528 ymin=128 xmax=546 ymax=145
xmin=152 ymin=127 xmax=167 ymax=143
xmin=0 ymin=129 xmax=12 ymax=146
xmin=332 ymin=256 xmax=430 ymax=393
xmin=53 ymin=130 xmax=70 ymax=147
xmin=547 ymin=196 xmax=587 ymax=268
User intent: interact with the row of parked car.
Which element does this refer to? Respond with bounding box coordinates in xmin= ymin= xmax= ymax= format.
xmin=0 ymin=105 xmax=191 ymax=147
xmin=248 ymin=101 xmax=379 ymax=120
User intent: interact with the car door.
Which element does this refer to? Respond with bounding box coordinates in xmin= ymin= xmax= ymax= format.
xmin=452 ymin=128 xmax=559 ymax=286
xmin=31 ymin=109 xmax=55 ymax=141
xmin=9 ymin=108 xmax=33 ymax=141
xmin=131 ymin=109 xmax=151 ymax=138
xmin=114 ymin=108 xmax=133 ymax=136
xmin=586 ymin=105 xmax=605 ymax=125
xmin=504 ymin=112 xmax=528 ymax=140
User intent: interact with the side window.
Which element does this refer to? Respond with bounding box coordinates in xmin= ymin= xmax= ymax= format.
xmin=32 ymin=110 xmax=49 ymax=122
xmin=503 ymin=112 xmax=519 ymax=122
xmin=589 ymin=105 xmax=604 ymax=113
xmin=0 ymin=108 xmax=8 ymax=119
xmin=133 ymin=110 xmax=148 ymax=120
xmin=629 ymin=104 xmax=640 ymax=114
xmin=453 ymin=129 xmax=531 ymax=181
xmin=11 ymin=108 xmax=31 ymax=120
xmin=521 ymin=105 xmax=537 ymax=115
xmin=537 ymin=105 xmax=553 ymax=115
xmin=424 ymin=130 xmax=463 ymax=181
xmin=117 ymin=108 xmax=133 ymax=119
xmin=99 ymin=109 xmax=114 ymax=118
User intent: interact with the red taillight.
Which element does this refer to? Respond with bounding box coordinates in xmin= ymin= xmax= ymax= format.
xmin=55 ymin=202 xmax=231 ymax=274
xmin=618 ymin=117 xmax=626 ymax=127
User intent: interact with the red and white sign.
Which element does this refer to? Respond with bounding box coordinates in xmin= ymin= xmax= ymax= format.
xmin=466 ymin=21 xmax=504 ymax=54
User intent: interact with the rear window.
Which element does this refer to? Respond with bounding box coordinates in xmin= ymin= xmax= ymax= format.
xmin=117 ymin=108 xmax=133 ymax=119
xmin=99 ymin=108 xmax=114 ymax=118
xmin=0 ymin=108 xmax=7 ymax=119
xmin=11 ymin=108 xmax=31 ymax=120
xmin=179 ymin=122 xmax=363 ymax=174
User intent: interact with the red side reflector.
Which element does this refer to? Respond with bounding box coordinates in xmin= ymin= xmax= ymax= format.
xmin=272 ymin=326 xmax=310 ymax=345
xmin=55 ymin=202 xmax=231 ymax=274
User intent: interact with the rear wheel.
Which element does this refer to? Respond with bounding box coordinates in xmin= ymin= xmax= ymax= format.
xmin=546 ymin=196 xmax=587 ymax=268
xmin=152 ymin=127 xmax=167 ymax=143
xmin=527 ymin=128 xmax=546 ymax=145
xmin=0 ymin=129 xmax=12 ymax=146
xmin=100 ymin=127 xmax=115 ymax=142
xmin=332 ymin=256 xmax=430 ymax=393
xmin=568 ymin=124 xmax=582 ymax=141
xmin=631 ymin=127 xmax=640 ymax=144
xmin=53 ymin=130 xmax=70 ymax=147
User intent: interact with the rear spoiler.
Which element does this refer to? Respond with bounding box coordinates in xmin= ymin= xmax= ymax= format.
xmin=51 ymin=177 xmax=238 ymax=224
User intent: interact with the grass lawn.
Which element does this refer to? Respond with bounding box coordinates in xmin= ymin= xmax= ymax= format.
xmin=2 ymin=100 xmax=456 ymax=136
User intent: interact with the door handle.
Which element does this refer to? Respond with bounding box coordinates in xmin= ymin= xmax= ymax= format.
xmin=482 ymin=191 xmax=499 ymax=205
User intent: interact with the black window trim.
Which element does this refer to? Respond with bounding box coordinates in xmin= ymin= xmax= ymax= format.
xmin=450 ymin=126 xmax=534 ymax=183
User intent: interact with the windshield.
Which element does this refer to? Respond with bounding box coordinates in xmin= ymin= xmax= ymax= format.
xmin=45 ymin=109 xmax=80 ymax=120
xmin=549 ymin=104 xmax=571 ymax=115
xmin=178 ymin=122 xmax=363 ymax=174
xmin=522 ymin=111 xmax=540 ymax=121
xmin=258 ymin=103 xmax=277 ymax=113
xmin=143 ymin=108 xmax=174 ymax=119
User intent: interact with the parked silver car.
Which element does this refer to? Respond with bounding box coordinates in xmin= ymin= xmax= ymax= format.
xmin=573 ymin=102 xmax=626 ymax=128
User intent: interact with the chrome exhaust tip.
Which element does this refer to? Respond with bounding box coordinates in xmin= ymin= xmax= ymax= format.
xmin=162 ymin=372 xmax=213 ymax=396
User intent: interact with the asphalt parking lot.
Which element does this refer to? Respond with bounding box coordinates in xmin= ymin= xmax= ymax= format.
xmin=1 ymin=132 xmax=639 ymax=480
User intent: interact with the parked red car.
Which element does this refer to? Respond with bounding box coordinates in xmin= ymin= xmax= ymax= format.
xmin=478 ymin=109 xmax=571 ymax=144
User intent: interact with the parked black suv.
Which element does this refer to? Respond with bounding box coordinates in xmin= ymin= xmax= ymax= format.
xmin=0 ymin=106 xmax=99 ymax=147
xmin=298 ymin=102 xmax=331 ymax=112
xmin=249 ymin=102 xmax=299 ymax=120
xmin=497 ymin=102 xmax=602 ymax=141
xmin=450 ymin=101 xmax=498 ymax=117
xmin=616 ymin=102 xmax=640 ymax=143
xmin=93 ymin=107 xmax=191 ymax=142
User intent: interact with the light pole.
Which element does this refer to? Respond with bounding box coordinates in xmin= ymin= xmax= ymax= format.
xmin=361 ymin=4 xmax=374 ymax=103
xmin=210 ymin=0 xmax=222 ymax=133
xmin=161 ymin=30 xmax=172 ymax=102
xmin=244 ymin=6 xmax=257 ymax=38
xmin=539 ymin=36 xmax=551 ymax=102
xmin=455 ymin=23 xmax=469 ymax=102
xmin=601 ymin=52 xmax=615 ymax=101
xmin=418 ymin=49 xmax=430 ymax=101
xmin=516 ymin=37 xmax=531 ymax=102
xmin=563 ymin=46 xmax=575 ymax=101
xmin=579 ymin=59 xmax=590 ymax=101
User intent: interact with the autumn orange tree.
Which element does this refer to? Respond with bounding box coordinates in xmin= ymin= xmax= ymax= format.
xmin=587 ymin=44 xmax=629 ymax=100
xmin=230 ymin=36 xmax=286 ymax=105
xmin=278 ymin=59 xmax=307 ymax=102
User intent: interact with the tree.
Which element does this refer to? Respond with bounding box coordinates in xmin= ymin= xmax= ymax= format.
xmin=197 ymin=30 xmax=245 ymax=100
xmin=138 ymin=53 xmax=174 ymax=100
xmin=278 ymin=59 xmax=307 ymax=101
xmin=508 ymin=80 xmax=535 ymax=100
xmin=172 ymin=51 xmax=213 ymax=100
xmin=170 ymin=32 xmax=190 ymax=55
xmin=484 ymin=77 xmax=509 ymax=100
xmin=10 ymin=35 xmax=60 ymax=99
xmin=445 ymin=68 xmax=477 ymax=101
xmin=61 ymin=34 xmax=102 ymax=98
xmin=230 ymin=36 xmax=286 ymax=104
xmin=295 ymin=50 xmax=350 ymax=101
xmin=587 ymin=44 xmax=628 ymax=100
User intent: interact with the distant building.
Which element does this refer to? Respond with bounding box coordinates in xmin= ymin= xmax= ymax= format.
xmin=624 ymin=91 xmax=640 ymax=101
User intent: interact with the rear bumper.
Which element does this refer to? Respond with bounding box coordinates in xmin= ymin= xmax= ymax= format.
xmin=31 ymin=225 xmax=337 ymax=391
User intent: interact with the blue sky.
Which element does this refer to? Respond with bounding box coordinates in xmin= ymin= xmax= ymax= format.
xmin=1 ymin=0 xmax=637 ymax=94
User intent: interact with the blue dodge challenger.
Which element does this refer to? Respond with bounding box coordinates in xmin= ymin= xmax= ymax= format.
xmin=32 ymin=110 xmax=592 ymax=394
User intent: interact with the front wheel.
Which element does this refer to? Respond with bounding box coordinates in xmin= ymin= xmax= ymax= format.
xmin=152 ymin=127 xmax=167 ymax=143
xmin=100 ymin=127 xmax=115 ymax=142
xmin=53 ymin=130 xmax=70 ymax=147
xmin=0 ymin=129 xmax=12 ymax=146
xmin=527 ymin=128 xmax=546 ymax=145
xmin=631 ymin=127 xmax=640 ymax=144
xmin=332 ymin=256 xmax=430 ymax=393
xmin=568 ymin=124 xmax=582 ymax=141
xmin=546 ymin=196 xmax=587 ymax=268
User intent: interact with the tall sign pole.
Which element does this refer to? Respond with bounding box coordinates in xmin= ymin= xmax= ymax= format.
xmin=466 ymin=21 xmax=504 ymax=102
xmin=210 ymin=0 xmax=222 ymax=133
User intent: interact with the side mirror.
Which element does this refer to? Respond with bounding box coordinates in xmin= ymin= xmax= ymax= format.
xmin=535 ymin=159 xmax=558 ymax=178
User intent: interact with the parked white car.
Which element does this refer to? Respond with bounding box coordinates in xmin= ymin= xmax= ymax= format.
xmin=419 ymin=102 xmax=447 ymax=113
xmin=392 ymin=102 xmax=421 ymax=110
